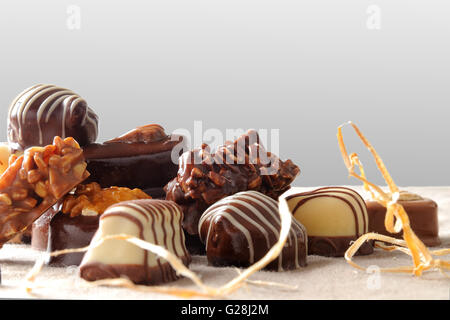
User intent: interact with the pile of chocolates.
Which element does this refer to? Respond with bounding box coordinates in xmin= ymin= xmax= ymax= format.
xmin=0 ymin=84 xmax=442 ymax=287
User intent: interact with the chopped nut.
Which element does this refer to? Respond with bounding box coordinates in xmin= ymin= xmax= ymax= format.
xmin=48 ymin=155 xmax=61 ymax=167
xmin=0 ymin=193 xmax=12 ymax=206
xmin=18 ymin=168 xmax=28 ymax=181
xmin=34 ymin=181 xmax=47 ymax=198
xmin=27 ymin=170 xmax=41 ymax=184
xmin=62 ymin=182 xmax=151 ymax=217
xmin=19 ymin=197 xmax=38 ymax=209
xmin=72 ymin=162 xmax=87 ymax=179
xmin=11 ymin=188 xmax=28 ymax=201
xmin=191 ymin=168 xmax=204 ymax=178
xmin=208 ymin=171 xmax=226 ymax=187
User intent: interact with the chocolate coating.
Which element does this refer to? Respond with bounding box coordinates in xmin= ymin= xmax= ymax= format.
xmin=285 ymin=187 xmax=373 ymax=257
xmin=83 ymin=125 xmax=185 ymax=198
xmin=165 ymin=130 xmax=300 ymax=253
xmin=32 ymin=208 xmax=99 ymax=266
xmin=366 ymin=198 xmax=441 ymax=247
xmin=8 ymin=84 xmax=98 ymax=151
xmin=80 ymin=199 xmax=191 ymax=285
xmin=199 ymin=191 xmax=307 ymax=271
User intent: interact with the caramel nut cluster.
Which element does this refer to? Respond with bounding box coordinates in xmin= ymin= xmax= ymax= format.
xmin=0 ymin=136 xmax=89 ymax=246
xmin=62 ymin=182 xmax=151 ymax=217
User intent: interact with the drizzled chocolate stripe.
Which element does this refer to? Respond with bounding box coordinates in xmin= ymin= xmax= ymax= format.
xmin=286 ymin=187 xmax=368 ymax=236
xmin=199 ymin=190 xmax=307 ymax=271
xmin=8 ymin=84 xmax=98 ymax=145
xmin=84 ymin=199 xmax=191 ymax=284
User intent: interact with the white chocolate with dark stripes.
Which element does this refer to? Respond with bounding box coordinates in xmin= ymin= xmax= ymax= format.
xmin=8 ymin=84 xmax=98 ymax=151
xmin=80 ymin=199 xmax=191 ymax=285
xmin=283 ymin=187 xmax=373 ymax=257
xmin=199 ymin=191 xmax=307 ymax=271
xmin=285 ymin=187 xmax=368 ymax=237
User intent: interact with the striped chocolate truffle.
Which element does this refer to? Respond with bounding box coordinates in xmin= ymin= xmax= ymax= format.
xmin=8 ymin=84 xmax=98 ymax=151
xmin=199 ymin=191 xmax=307 ymax=271
xmin=284 ymin=187 xmax=373 ymax=257
xmin=80 ymin=199 xmax=191 ymax=285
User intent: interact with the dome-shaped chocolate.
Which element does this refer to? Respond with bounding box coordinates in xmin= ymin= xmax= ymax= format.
xmin=7 ymin=84 xmax=98 ymax=151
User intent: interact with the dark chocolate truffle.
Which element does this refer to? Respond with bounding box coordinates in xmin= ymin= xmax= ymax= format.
xmin=8 ymin=84 xmax=98 ymax=151
xmin=199 ymin=191 xmax=307 ymax=271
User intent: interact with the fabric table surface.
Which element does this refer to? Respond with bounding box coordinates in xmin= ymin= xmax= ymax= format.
xmin=0 ymin=186 xmax=448 ymax=300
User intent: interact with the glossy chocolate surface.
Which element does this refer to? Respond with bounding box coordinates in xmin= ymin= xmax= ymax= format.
xmin=32 ymin=210 xmax=99 ymax=266
xmin=308 ymin=236 xmax=373 ymax=257
xmin=199 ymin=191 xmax=307 ymax=271
xmin=366 ymin=199 xmax=441 ymax=247
xmin=80 ymin=199 xmax=191 ymax=285
xmin=285 ymin=187 xmax=373 ymax=257
xmin=83 ymin=125 xmax=185 ymax=198
xmin=8 ymin=84 xmax=98 ymax=151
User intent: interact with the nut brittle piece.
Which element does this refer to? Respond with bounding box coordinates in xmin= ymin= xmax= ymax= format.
xmin=0 ymin=136 xmax=89 ymax=246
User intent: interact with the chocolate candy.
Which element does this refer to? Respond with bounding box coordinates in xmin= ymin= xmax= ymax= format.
xmin=285 ymin=187 xmax=373 ymax=257
xmin=199 ymin=191 xmax=307 ymax=271
xmin=37 ymin=210 xmax=100 ymax=266
xmin=366 ymin=191 xmax=441 ymax=247
xmin=0 ymin=137 xmax=89 ymax=247
xmin=165 ymin=130 xmax=300 ymax=253
xmin=83 ymin=124 xmax=185 ymax=198
xmin=8 ymin=84 xmax=98 ymax=151
xmin=80 ymin=199 xmax=191 ymax=285
xmin=31 ymin=183 xmax=151 ymax=266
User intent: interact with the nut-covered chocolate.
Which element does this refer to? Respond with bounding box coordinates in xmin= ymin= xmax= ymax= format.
xmin=165 ymin=130 xmax=300 ymax=253
xmin=199 ymin=191 xmax=307 ymax=271
xmin=0 ymin=136 xmax=90 ymax=246
xmin=285 ymin=187 xmax=373 ymax=257
xmin=8 ymin=84 xmax=99 ymax=151
xmin=80 ymin=199 xmax=191 ymax=285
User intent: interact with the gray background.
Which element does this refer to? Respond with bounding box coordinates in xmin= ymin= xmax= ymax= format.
xmin=1 ymin=0 xmax=449 ymax=187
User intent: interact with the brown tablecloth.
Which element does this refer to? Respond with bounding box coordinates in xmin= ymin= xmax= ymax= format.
xmin=0 ymin=186 xmax=448 ymax=300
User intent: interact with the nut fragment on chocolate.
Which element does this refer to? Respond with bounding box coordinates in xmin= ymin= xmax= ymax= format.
xmin=284 ymin=187 xmax=373 ymax=257
xmin=83 ymin=125 xmax=185 ymax=198
xmin=80 ymin=199 xmax=191 ymax=285
xmin=62 ymin=182 xmax=151 ymax=217
xmin=199 ymin=191 xmax=307 ymax=271
xmin=0 ymin=137 xmax=89 ymax=246
xmin=165 ymin=130 xmax=300 ymax=253
xmin=7 ymin=84 xmax=99 ymax=151
xmin=105 ymin=124 xmax=167 ymax=144
xmin=366 ymin=191 xmax=441 ymax=247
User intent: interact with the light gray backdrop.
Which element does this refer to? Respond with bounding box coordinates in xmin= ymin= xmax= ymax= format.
xmin=1 ymin=0 xmax=449 ymax=187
